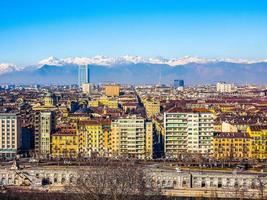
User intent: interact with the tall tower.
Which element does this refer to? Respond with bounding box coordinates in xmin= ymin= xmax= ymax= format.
xmin=78 ymin=65 xmax=90 ymax=87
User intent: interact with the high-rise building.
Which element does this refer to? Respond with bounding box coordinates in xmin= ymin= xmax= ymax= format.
xmin=164 ymin=108 xmax=214 ymax=158
xmin=34 ymin=111 xmax=56 ymax=156
xmin=104 ymin=84 xmax=120 ymax=97
xmin=78 ymin=65 xmax=90 ymax=87
xmin=111 ymin=115 xmax=153 ymax=159
xmin=0 ymin=112 xmax=21 ymax=159
xmin=174 ymin=80 xmax=184 ymax=88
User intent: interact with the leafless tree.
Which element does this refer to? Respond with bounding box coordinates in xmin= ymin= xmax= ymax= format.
xmin=68 ymin=163 xmax=162 ymax=200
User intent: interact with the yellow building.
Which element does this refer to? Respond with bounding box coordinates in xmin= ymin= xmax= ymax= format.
xmin=90 ymin=96 xmax=118 ymax=109
xmin=77 ymin=120 xmax=111 ymax=157
xmin=212 ymin=132 xmax=252 ymax=160
xmin=89 ymin=100 xmax=99 ymax=107
xmin=51 ymin=128 xmax=78 ymax=159
xmin=145 ymin=122 xmax=153 ymax=159
xmin=105 ymin=84 xmax=120 ymax=97
xmin=145 ymin=100 xmax=160 ymax=118
xmin=247 ymin=125 xmax=267 ymax=160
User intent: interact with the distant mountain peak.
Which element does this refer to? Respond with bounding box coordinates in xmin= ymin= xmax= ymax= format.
xmin=37 ymin=55 xmax=267 ymax=67
xmin=38 ymin=56 xmax=64 ymax=66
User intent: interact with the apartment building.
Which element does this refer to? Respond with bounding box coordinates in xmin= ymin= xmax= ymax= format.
xmin=247 ymin=125 xmax=267 ymax=160
xmin=216 ymin=82 xmax=236 ymax=93
xmin=0 ymin=112 xmax=21 ymax=159
xmin=105 ymin=84 xmax=120 ymax=97
xmin=164 ymin=108 xmax=214 ymax=158
xmin=34 ymin=111 xmax=56 ymax=156
xmin=77 ymin=119 xmax=111 ymax=157
xmin=111 ymin=115 xmax=153 ymax=159
xmin=145 ymin=100 xmax=160 ymax=118
xmin=212 ymin=132 xmax=252 ymax=160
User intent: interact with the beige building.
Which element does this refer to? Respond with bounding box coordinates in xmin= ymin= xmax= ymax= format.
xmin=82 ymin=83 xmax=92 ymax=95
xmin=145 ymin=100 xmax=160 ymax=118
xmin=105 ymin=84 xmax=120 ymax=97
xmin=0 ymin=112 xmax=21 ymax=159
xmin=221 ymin=122 xmax=238 ymax=132
xmin=111 ymin=115 xmax=153 ymax=159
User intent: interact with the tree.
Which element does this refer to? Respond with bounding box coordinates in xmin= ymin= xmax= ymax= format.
xmin=69 ymin=163 xmax=162 ymax=200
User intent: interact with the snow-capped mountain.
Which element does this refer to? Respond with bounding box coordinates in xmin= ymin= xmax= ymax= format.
xmin=36 ymin=55 xmax=267 ymax=67
xmin=0 ymin=63 xmax=22 ymax=75
xmin=1 ymin=55 xmax=267 ymax=85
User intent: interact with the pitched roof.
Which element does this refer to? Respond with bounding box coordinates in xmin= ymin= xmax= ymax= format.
xmin=214 ymin=132 xmax=250 ymax=139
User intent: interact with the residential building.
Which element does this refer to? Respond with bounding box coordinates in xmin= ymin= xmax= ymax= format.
xmin=247 ymin=125 xmax=267 ymax=160
xmin=145 ymin=100 xmax=160 ymax=118
xmin=212 ymin=132 xmax=252 ymax=160
xmin=51 ymin=127 xmax=78 ymax=159
xmin=82 ymin=83 xmax=92 ymax=94
xmin=111 ymin=115 xmax=153 ymax=159
xmin=221 ymin=122 xmax=238 ymax=133
xmin=89 ymin=96 xmax=118 ymax=109
xmin=0 ymin=112 xmax=21 ymax=159
xmin=105 ymin=84 xmax=120 ymax=97
xmin=164 ymin=108 xmax=214 ymax=158
xmin=34 ymin=111 xmax=56 ymax=156
xmin=216 ymin=82 xmax=236 ymax=93
xmin=77 ymin=119 xmax=111 ymax=157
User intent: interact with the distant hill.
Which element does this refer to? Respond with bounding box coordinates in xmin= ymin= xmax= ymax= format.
xmin=1 ymin=56 xmax=267 ymax=85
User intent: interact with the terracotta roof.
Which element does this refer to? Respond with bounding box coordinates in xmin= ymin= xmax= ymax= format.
xmin=214 ymin=132 xmax=250 ymax=139
xmin=78 ymin=119 xmax=111 ymax=126
xmin=250 ymin=125 xmax=267 ymax=131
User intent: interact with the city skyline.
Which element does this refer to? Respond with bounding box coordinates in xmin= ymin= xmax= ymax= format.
xmin=0 ymin=0 xmax=267 ymax=65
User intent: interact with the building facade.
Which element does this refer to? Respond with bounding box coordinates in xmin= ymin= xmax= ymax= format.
xmin=216 ymin=82 xmax=236 ymax=93
xmin=0 ymin=113 xmax=21 ymax=159
xmin=174 ymin=80 xmax=184 ymax=89
xmin=111 ymin=116 xmax=153 ymax=159
xmin=212 ymin=132 xmax=252 ymax=160
xmin=145 ymin=100 xmax=160 ymax=118
xmin=77 ymin=120 xmax=111 ymax=157
xmin=164 ymin=108 xmax=214 ymax=158
xmin=78 ymin=65 xmax=90 ymax=87
xmin=104 ymin=84 xmax=120 ymax=97
xmin=247 ymin=125 xmax=267 ymax=160
xmin=34 ymin=111 xmax=56 ymax=157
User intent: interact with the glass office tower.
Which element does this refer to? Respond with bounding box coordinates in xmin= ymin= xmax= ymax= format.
xmin=78 ymin=65 xmax=90 ymax=87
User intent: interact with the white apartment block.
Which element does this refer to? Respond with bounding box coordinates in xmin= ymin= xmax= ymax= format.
xmin=0 ymin=113 xmax=21 ymax=159
xmin=216 ymin=82 xmax=236 ymax=93
xmin=111 ymin=115 xmax=153 ymax=159
xmin=164 ymin=108 xmax=214 ymax=158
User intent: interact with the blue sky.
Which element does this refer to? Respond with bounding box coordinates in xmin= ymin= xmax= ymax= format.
xmin=0 ymin=0 xmax=267 ymax=65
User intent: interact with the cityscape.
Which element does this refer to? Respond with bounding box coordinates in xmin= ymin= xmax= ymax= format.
xmin=1 ymin=0 xmax=267 ymax=200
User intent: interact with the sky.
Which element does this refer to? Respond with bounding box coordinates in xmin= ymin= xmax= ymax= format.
xmin=0 ymin=0 xmax=267 ymax=65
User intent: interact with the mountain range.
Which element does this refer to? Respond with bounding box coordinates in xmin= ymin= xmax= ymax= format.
xmin=1 ymin=56 xmax=267 ymax=85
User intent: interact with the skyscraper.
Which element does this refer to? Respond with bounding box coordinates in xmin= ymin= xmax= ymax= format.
xmin=174 ymin=80 xmax=184 ymax=88
xmin=78 ymin=65 xmax=90 ymax=87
